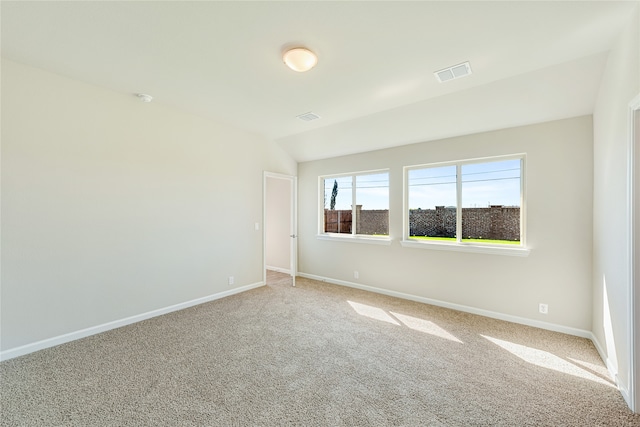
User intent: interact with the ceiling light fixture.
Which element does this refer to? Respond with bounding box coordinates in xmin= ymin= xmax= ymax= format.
xmin=283 ymin=47 xmax=318 ymax=72
xmin=136 ymin=93 xmax=153 ymax=102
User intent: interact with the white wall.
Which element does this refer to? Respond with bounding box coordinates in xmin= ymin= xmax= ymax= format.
xmin=265 ymin=176 xmax=291 ymax=272
xmin=298 ymin=116 xmax=593 ymax=332
xmin=635 ymin=105 xmax=640 ymax=412
xmin=592 ymin=7 xmax=640 ymax=406
xmin=0 ymin=60 xmax=296 ymax=352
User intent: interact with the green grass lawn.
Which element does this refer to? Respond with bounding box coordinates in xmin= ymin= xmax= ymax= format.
xmin=410 ymin=235 xmax=520 ymax=245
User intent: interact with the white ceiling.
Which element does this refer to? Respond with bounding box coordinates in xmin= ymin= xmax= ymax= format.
xmin=2 ymin=1 xmax=637 ymax=162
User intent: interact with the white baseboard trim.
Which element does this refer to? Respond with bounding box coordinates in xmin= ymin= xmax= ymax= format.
xmin=590 ymin=332 xmax=632 ymax=407
xmin=590 ymin=333 xmax=618 ymax=379
xmin=0 ymin=281 xmax=265 ymax=362
xmin=266 ymin=265 xmax=291 ymax=275
xmin=298 ymin=272 xmax=592 ymax=339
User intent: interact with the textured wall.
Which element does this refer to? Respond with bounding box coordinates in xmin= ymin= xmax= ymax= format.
xmin=327 ymin=206 xmax=520 ymax=241
xmin=357 ymin=209 xmax=389 ymax=235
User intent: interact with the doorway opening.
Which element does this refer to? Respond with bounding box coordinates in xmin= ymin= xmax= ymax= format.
xmin=629 ymin=93 xmax=640 ymax=413
xmin=264 ymin=172 xmax=297 ymax=287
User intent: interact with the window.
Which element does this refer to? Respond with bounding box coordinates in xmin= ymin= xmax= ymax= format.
xmin=405 ymin=155 xmax=525 ymax=249
xmin=407 ymin=165 xmax=457 ymax=240
xmin=320 ymin=170 xmax=389 ymax=239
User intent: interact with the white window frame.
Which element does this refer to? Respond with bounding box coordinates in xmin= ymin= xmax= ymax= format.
xmin=318 ymin=169 xmax=391 ymax=245
xmin=401 ymin=154 xmax=529 ymax=256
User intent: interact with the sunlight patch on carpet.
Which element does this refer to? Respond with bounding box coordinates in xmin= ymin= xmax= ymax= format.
xmin=567 ymin=357 xmax=614 ymax=383
xmin=346 ymin=301 xmax=462 ymax=343
xmin=347 ymin=301 xmax=400 ymax=325
xmin=391 ymin=312 xmax=463 ymax=343
xmin=481 ymin=335 xmax=615 ymax=387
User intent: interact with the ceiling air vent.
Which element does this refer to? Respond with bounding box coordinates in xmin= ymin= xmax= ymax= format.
xmin=296 ymin=112 xmax=321 ymax=122
xmin=434 ymin=61 xmax=472 ymax=83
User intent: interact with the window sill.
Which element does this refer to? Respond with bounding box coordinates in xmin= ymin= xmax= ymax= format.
xmin=317 ymin=234 xmax=392 ymax=246
xmin=400 ymin=239 xmax=530 ymax=257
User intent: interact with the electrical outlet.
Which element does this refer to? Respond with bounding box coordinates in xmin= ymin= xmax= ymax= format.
xmin=539 ymin=303 xmax=548 ymax=314
xmin=354 ymin=271 xmax=359 ymax=279
xmin=228 ymin=276 xmax=234 ymax=286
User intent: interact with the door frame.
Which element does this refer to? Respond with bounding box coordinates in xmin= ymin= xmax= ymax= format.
xmin=629 ymin=93 xmax=640 ymax=413
xmin=263 ymin=172 xmax=298 ymax=286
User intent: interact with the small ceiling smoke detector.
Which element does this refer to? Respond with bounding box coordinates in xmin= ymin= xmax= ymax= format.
xmin=136 ymin=93 xmax=153 ymax=102
xmin=296 ymin=112 xmax=321 ymax=122
xmin=434 ymin=61 xmax=472 ymax=83
xmin=283 ymin=47 xmax=318 ymax=72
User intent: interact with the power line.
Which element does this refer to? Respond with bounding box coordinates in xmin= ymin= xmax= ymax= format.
xmin=326 ymin=167 xmax=520 ymax=188
xmin=462 ymin=167 xmax=520 ymax=177
xmin=409 ymin=167 xmax=520 ymax=182
xmin=409 ymin=181 xmax=456 ymax=187
xmin=409 ymin=173 xmax=456 ymax=181
xmin=462 ymin=176 xmax=520 ymax=184
xmin=409 ymin=176 xmax=519 ymax=187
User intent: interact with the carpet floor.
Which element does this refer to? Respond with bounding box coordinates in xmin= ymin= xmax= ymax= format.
xmin=1 ymin=271 xmax=639 ymax=426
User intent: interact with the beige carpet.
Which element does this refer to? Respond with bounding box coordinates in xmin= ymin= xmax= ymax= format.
xmin=1 ymin=271 xmax=639 ymax=426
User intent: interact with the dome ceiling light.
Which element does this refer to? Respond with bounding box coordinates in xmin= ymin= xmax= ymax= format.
xmin=136 ymin=93 xmax=153 ymax=102
xmin=283 ymin=47 xmax=318 ymax=72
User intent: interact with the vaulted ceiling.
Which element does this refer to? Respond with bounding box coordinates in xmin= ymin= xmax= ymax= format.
xmin=2 ymin=1 xmax=637 ymax=161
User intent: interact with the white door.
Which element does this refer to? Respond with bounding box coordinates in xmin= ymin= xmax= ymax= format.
xmin=630 ymin=94 xmax=640 ymax=413
xmin=264 ymin=172 xmax=297 ymax=286
xmin=290 ymin=176 xmax=298 ymax=286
